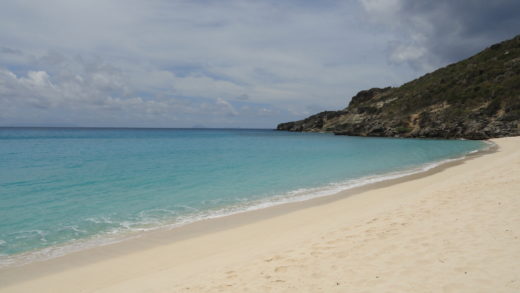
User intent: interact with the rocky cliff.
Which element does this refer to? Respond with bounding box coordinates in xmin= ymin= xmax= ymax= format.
xmin=277 ymin=35 xmax=520 ymax=139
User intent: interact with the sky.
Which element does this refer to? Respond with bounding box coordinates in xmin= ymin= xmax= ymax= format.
xmin=0 ymin=0 xmax=519 ymax=128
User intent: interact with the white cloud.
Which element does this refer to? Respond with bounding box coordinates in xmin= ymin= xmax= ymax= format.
xmin=0 ymin=0 xmax=517 ymax=127
xmin=22 ymin=71 xmax=53 ymax=87
xmin=359 ymin=0 xmax=402 ymax=22
xmin=0 ymin=57 xmax=294 ymax=127
xmin=216 ymin=98 xmax=238 ymax=116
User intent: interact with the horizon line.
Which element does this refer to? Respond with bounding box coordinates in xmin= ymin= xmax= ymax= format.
xmin=0 ymin=126 xmax=275 ymax=130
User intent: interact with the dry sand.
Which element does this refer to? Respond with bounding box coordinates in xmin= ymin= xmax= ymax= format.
xmin=1 ymin=137 xmax=519 ymax=293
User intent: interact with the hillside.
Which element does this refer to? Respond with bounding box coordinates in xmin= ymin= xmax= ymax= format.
xmin=277 ymin=35 xmax=520 ymax=139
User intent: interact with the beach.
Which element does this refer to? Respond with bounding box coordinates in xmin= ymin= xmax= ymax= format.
xmin=1 ymin=136 xmax=519 ymax=292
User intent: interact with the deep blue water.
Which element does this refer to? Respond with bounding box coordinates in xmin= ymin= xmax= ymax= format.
xmin=0 ymin=128 xmax=486 ymax=266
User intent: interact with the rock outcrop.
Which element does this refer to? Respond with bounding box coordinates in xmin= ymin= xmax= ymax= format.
xmin=277 ymin=35 xmax=520 ymax=139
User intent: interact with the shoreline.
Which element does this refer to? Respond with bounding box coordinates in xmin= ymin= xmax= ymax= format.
xmin=0 ymin=142 xmax=493 ymax=271
xmin=1 ymin=137 xmax=519 ymax=292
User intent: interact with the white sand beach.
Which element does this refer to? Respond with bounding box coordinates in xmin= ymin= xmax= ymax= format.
xmin=1 ymin=137 xmax=519 ymax=293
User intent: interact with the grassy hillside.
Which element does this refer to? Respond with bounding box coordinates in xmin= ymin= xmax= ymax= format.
xmin=277 ymin=35 xmax=520 ymax=139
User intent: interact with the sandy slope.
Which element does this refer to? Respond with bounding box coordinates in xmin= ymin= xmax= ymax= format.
xmin=1 ymin=137 xmax=519 ymax=293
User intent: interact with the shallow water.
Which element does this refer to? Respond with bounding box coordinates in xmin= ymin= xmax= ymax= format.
xmin=0 ymin=128 xmax=486 ymax=266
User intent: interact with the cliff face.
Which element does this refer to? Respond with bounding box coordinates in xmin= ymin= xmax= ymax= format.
xmin=277 ymin=35 xmax=520 ymax=139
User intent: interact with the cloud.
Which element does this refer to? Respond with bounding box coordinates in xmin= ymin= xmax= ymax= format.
xmin=0 ymin=47 xmax=22 ymax=55
xmin=0 ymin=52 xmax=297 ymax=127
xmin=0 ymin=0 xmax=517 ymax=127
xmin=1 ymin=0 xmax=405 ymax=127
xmin=234 ymin=94 xmax=249 ymax=101
xmin=360 ymin=0 xmax=520 ymax=71
xmin=215 ymin=98 xmax=238 ymax=117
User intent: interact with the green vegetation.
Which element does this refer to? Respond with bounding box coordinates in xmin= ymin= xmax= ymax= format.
xmin=278 ymin=35 xmax=520 ymax=139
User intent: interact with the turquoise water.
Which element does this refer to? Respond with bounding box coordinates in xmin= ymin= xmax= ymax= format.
xmin=0 ymin=128 xmax=486 ymax=266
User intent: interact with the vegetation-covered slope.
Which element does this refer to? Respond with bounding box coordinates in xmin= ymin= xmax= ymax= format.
xmin=277 ymin=35 xmax=520 ymax=139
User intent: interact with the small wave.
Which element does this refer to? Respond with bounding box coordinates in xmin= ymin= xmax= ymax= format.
xmin=0 ymin=232 xmax=137 ymax=269
xmin=483 ymin=140 xmax=497 ymax=148
xmin=160 ymin=156 xmax=466 ymax=227
xmin=10 ymin=230 xmax=48 ymax=243
xmin=175 ymin=205 xmax=199 ymax=212
xmin=137 ymin=208 xmax=177 ymax=220
xmin=59 ymin=225 xmax=87 ymax=234
xmin=85 ymin=216 xmax=114 ymax=225
xmin=0 ymin=148 xmax=484 ymax=269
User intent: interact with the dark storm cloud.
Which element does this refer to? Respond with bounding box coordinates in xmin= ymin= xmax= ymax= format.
xmin=361 ymin=0 xmax=520 ymax=71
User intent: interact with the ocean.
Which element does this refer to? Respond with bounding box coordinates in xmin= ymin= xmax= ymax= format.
xmin=0 ymin=128 xmax=487 ymax=267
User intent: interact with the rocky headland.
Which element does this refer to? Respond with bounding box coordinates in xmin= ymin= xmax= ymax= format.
xmin=277 ymin=35 xmax=520 ymax=139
